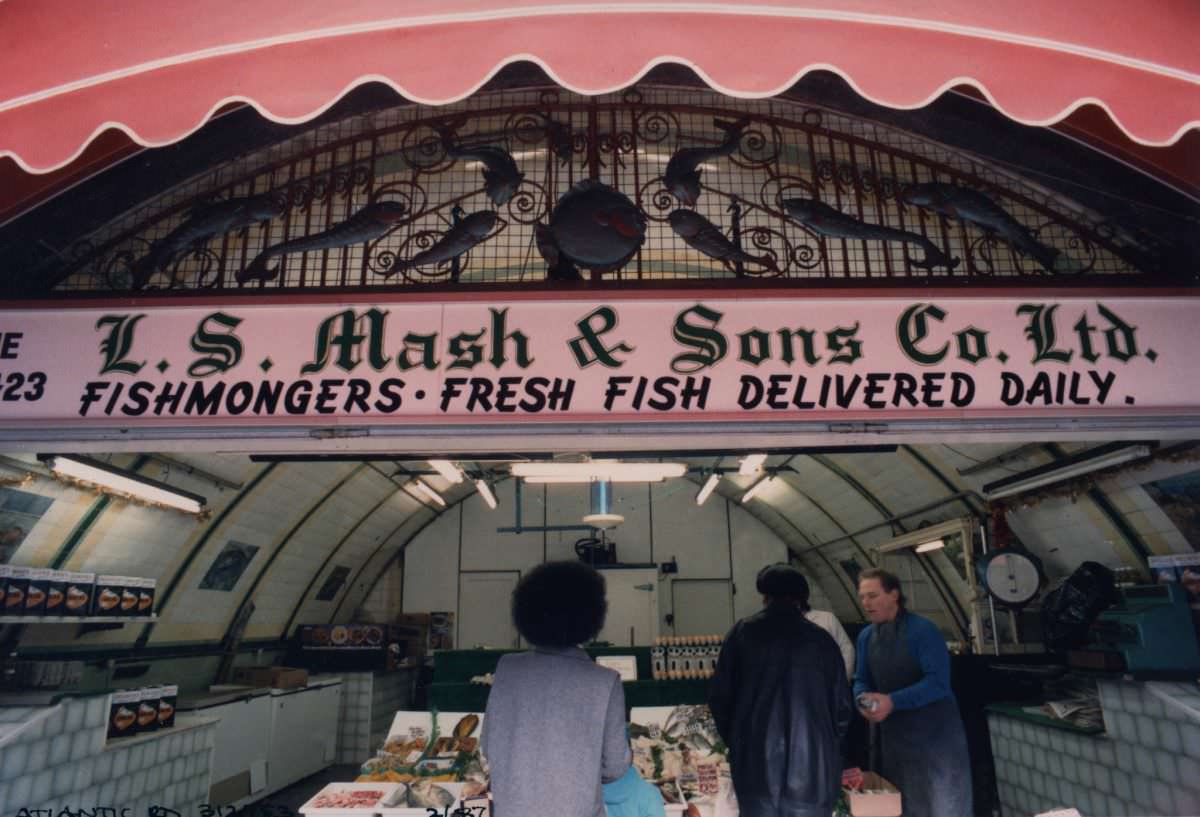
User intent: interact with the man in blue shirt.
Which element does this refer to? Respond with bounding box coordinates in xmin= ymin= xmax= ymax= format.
xmin=854 ymin=568 xmax=972 ymax=817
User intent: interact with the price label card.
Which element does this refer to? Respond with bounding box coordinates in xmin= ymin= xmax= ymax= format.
xmin=595 ymin=655 xmax=638 ymax=681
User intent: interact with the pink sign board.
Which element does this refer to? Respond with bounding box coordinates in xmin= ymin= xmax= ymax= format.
xmin=0 ymin=295 xmax=1195 ymax=426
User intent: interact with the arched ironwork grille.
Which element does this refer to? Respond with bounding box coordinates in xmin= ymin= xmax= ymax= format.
xmin=52 ymin=87 xmax=1152 ymax=294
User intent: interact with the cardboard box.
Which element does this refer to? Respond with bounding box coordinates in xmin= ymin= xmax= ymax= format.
xmin=63 ymin=572 xmax=94 ymax=616
xmin=136 ymin=687 xmax=161 ymax=733
xmin=4 ymin=566 xmax=30 ymax=614
xmin=107 ymin=689 xmax=141 ymax=740
xmin=270 ymin=666 xmax=309 ymax=689
xmin=24 ymin=568 xmax=51 ymax=615
xmin=93 ymin=575 xmax=125 ymax=616
xmin=43 ymin=570 xmax=68 ymax=615
xmin=233 ymin=665 xmax=309 ymax=689
xmin=846 ymin=772 xmax=901 ymax=817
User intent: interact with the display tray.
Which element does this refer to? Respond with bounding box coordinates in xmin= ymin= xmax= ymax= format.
xmin=299 ymin=782 xmax=404 ymax=817
xmin=377 ymin=782 xmax=470 ymax=816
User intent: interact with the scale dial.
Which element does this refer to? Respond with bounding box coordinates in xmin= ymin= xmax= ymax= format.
xmin=980 ymin=550 xmax=1044 ymax=607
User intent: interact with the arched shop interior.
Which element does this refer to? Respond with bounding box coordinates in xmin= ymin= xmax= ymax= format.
xmin=1 ymin=4 xmax=1199 ymax=817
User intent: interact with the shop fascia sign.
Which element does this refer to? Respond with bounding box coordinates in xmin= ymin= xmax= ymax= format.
xmin=0 ymin=295 xmax=1192 ymax=424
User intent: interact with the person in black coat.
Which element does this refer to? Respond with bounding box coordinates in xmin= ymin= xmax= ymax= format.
xmin=708 ymin=564 xmax=854 ymax=817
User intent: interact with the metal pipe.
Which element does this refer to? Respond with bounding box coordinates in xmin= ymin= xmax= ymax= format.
xmin=980 ymin=520 xmax=1000 ymax=657
xmin=800 ymin=492 xmax=976 ymax=554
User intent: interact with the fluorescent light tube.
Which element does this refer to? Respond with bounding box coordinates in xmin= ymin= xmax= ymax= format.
xmin=738 ymin=454 xmax=767 ymax=476
xmin=695 ymin=473 xmax=721 ymax=506
xmin=741 ymin=474 xmax=773 ymax=503
xmin=428 ymin=460 xmax=464 ymax=483
xmin=915 ymin=539 xmax=945 ymax=553
xmin=41 ymin=455 xmax=205 ymax=513
xmin=983 ymin=444 xmax=1151 ymax=500
xmin=475 ymin=479 xmax=498 ymax=510
xmin=411 ymin=478 xmax=446 ymax=507
xmin=510 ymin=461 xmax=686 ymax=482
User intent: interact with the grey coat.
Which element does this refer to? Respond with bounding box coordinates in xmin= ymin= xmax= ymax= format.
xmin=482 ymin=647 xmax=631 ymax=817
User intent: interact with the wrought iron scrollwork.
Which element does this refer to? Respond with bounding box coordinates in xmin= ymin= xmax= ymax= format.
xmin=39 ymin=91 xmax=1159 ymax=295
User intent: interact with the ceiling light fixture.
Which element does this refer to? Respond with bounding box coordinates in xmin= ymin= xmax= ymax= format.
xmin=510 ymin=461 xmax=686 ymax=483
xmin=741 ymin=473 xmax=773 ymax=504
xmin=695 ymin=473 xmax=721 ymax=506
xmin=38 ymin=454 xmax=206 ymax=514
xmin=411 ymin=478 xmax=446 ymax=507
xmin=982 ymin=444 xmax=1152 ymax=500
xmin=915 ymin=538 xmax=946 ymax=553
xmin=475 ymin=479 xmax=498 ymax=510
xmin=738 ymin=453 xmax=767 ymax=476
xmin=428 ymin=460 xmax=464 ymax=483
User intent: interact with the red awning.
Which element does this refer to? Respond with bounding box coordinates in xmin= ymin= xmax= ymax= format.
xmin=2 ymin=1 xmax=1197 ymax=173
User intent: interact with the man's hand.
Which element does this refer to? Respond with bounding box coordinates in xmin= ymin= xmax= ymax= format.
xmin=859 ymin=693 xmax=895 ymax=723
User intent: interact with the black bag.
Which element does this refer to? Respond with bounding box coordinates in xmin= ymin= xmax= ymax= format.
xmin=1040 ymin=561 xmax=1120 ymax=651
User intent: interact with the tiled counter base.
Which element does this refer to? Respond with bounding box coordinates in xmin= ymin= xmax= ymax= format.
xmin=988 ymin=679 xmax=1200 ymax=816
xmin=335 ymin=670 xmax=414 ymax=765
xmin=0 ymin=694 xmax=216 ymax=817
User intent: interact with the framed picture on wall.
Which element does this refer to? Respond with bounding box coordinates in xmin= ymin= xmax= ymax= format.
xmin=315 ymin=565 xmax=351 ymax=601
xmin=199 ymin=540 xmax=259 ymax=591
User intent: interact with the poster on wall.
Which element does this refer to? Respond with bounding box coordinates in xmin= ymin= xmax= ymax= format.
xmin=0 ymin=485 xmax=53 ymax=564
xmin=1142 ymin=469 xmax=1200 ymax=547
xmin=315 ymin=565 xmax=351 ymax=600
xmin=198 ymin=540 xmax=259 ymax=591
xmin=1148 ymin=554 xmax=1200 ymax=607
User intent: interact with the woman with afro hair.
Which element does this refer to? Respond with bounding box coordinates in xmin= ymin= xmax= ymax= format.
xmin=481 ymin=560 xmax=632 ymax=817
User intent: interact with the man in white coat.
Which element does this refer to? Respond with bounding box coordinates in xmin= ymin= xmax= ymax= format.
xmin=757 ymin=563 xmax=855 ymax=677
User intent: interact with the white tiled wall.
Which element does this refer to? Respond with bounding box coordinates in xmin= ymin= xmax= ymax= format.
xmin=0 ymin=695 xmax=215 ymax=817
xmin=988 ymin=680 xmax=1200 ymax=816
xmin=336 ymin=673 xmax=373 ymax=764
xmin=335 ymin=671 xmax=414 ymax=765
xmin=370 ymin=671 xmax=412 ymax=748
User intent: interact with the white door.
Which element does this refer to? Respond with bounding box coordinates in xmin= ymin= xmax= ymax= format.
xmin=672 ymin=579 xmax=735 ymax=637
xmin=596 ymin=567 xmax=659 ymax=647
xmin=458 ymin=572 xmax=521 ymax=649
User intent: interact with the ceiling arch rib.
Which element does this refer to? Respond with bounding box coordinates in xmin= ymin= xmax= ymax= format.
xmin=808 ymin=453 xmax=971 ymax=635
xmin=281 ymin=480 xmax=408 ymax=640
xmin=225 ymin=463 xmax=373 ymax=643
xmin=1039 ymin=442 xmax=1151 ymax=565
xmin=333 ymin=502 xmax=449 ymax=623
xmin=712 ymin=472 xmax=865 ymax=618
xmin=47 ymin=454 xmax=152 ymax=569
xmin=135 ymin=461 xmax=279 ymax=648
xmin=287 ymin=472 xmax=428 ymax=635
xmin=898 ymin=444 xmax=986 ymax=518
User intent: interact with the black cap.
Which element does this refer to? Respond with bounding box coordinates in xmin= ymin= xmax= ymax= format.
xmin=756 ymin=564 xmax=810 ymax=601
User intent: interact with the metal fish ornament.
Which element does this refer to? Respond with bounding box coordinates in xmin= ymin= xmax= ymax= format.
xmin=902 ymin=182 xmax=1060 ymax=272
xmin=782 ymin=197 xmax=960 ymax=270
xmin=541 ymin=114 xmax=575 ymax=164
xmin=384 ymin=210 xmax=499 ymax=277
xmin=133 ymin=194 xmax=284 ymax=288
xmin=668 ymin=209 xmax=778 ymax=275
xmin=664 ymin=117 xmax=751 ymax=206
xmin=436 ymin=125 xmax=525 ymax=206
xmin=535 ymin=224 xmax=582 ymax=282
xmin=237 ymin=200 xmax=409 ymax=283
xmin=547 ymin=179 xmax=646 ymax=272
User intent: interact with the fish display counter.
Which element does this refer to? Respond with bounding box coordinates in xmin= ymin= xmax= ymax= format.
xmin=340 ymin=703 xmax=892 ymax=817
xmin=351 ymin=710 xmax=490 ymax=814
xmin=427 ymin=647 xmax=711 ymax=714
